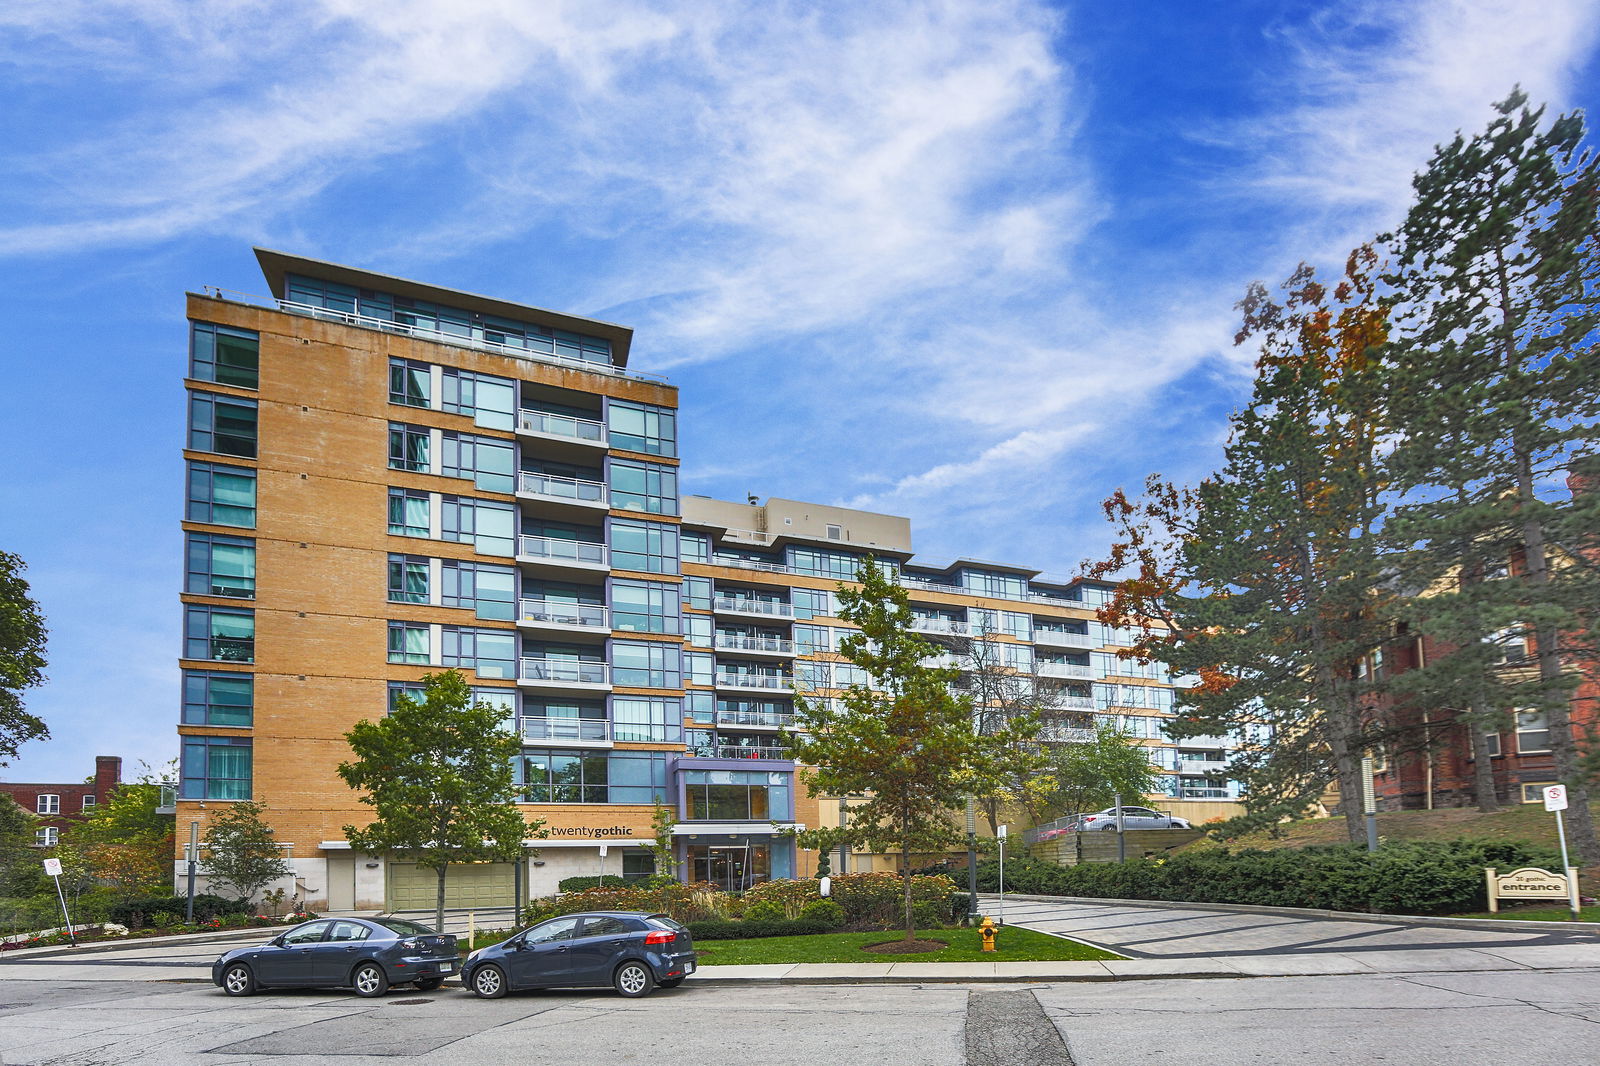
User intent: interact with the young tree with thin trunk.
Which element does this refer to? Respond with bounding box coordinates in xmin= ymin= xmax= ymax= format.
xmin=1382 ymin=91 xmax=1600 ymax=853
xmin=339 ymin=671 xmax=542 ymax=932
xmin=786 ymin=560 xmax=1021 ymax=941
xmin=201 ymin=799 xmax=293 ymax=904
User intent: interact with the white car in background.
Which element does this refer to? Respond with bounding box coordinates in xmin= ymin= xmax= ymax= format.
xmin=1074 ymin=806 xmax=1191 ymax=830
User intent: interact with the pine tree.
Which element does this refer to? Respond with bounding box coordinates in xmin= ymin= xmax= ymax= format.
xmin=1382 ymin=91 xmax=1600 ymax=854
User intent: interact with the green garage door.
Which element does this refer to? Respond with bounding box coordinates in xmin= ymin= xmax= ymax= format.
xmin=385 ymin=862 xmax=515 ymax=910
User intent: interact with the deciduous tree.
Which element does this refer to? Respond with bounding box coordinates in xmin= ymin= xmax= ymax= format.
xmin=0 ymin=551 xmax=48 ymax=765
xmin=201 ymin=799 xmax=293 ymax=904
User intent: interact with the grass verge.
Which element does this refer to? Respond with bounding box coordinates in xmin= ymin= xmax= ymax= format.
xmin=694 ymin=926 xmax=1121 ymax=965
xmin=1448 ymin=904 xmax=1600 ymax=922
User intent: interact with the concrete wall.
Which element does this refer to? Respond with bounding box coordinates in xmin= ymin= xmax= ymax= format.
xmin=1030 ymin=828 xmax=1202 ymax=866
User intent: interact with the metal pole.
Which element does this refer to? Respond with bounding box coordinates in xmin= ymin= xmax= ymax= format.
xmin=185 ymin=820 xmax=200 ymax=924
xmin=965 ymin=796 xmax=979 ymax=924
xmin=51 ymin=873 xmax=77 ymax=947
xmin=1555 ymin=809 xmax=1579 ymax=920
xmin=1362 ymin=756 xmax=1378 ymax=853
xmin=513 ymin=851 xmax=523 ymax=926
xmin=997 ymin=825 xmax=1006 ymax=927
xmin=838 ymin=796 xmax=850 ymax=874
xmin=1115 ymin=795 xmax=1126 ymax=863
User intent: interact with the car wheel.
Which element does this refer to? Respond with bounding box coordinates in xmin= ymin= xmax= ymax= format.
xmin=221 ymin=962 xmax=256 ymax=997
xmin=613 ymin=961 xmax=654 ymax=998
xmin=414 ymin=977 xmax=445 ymax=991
xmin=470 ymin=964 xmax=508 ymax=999
xmin=659 ymin=977 xmax=685 ymax=989
xmin=351 ymin=962 xmax=390 ymax=998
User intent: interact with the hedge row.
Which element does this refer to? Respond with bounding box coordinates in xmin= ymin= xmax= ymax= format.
xmin=979 ymin=840 xmax=1563 ymax=915
xmin=107 ymin=894 xmax=253 ymax=926
xmin=557 ymin=874 xmax=677 ymax=893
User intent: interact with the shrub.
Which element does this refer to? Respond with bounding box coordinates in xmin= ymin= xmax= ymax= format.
xmin=910 ymin=901 xmax=946 ymax=929
xmin=557 ymin=874 xmax=677 ymax=893
xmin=743 ymin=899 xmax=785 ymax=922
xmin=799 ymin=898 xmax=846 ymax=928
xmin=742 ymin=878 xmax=822 ymax=915
xmin=521 ymin=881 xmax=733 ymax=927
xmin=149 ymin=911 xmax=183 ymax=928
xmin=107 ymin=894 xmax=251 ymax=927
xmin=686 ymin=918 xmax=831 ymax=940
xmin=827 ymin=873 xmax=959 ymax=929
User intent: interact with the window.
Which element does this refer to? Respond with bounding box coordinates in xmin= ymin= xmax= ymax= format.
xmin=389 ymin=359 xmax=431 ymax=408
xmin=387 ymin=621 xmax=431 ymax=664
xmin=36 ymin=827 xmax=59 ymax=847
xmin=612 ymin=697 xmax=684 ymax=743
xmin=608 ymin=459 xmax=679 ymax=515
xmin=441 ymin=368 xmax=515 ymax=430
xmin=441 ymin=432 xmax=514 ymax=492
xmin=1522 ymin=782 xmax=1559 ymax=803
xmin=186 ymin=533 xmax=256 ymax=598
xmin=441 ymin=560 xmax=516 ymax=620
xmin=187 ymin=461 xmax=256 ymax=528
xmin=1490 ymin=626 xmax=1532 ymax=665
xmin=607 ymin=749 xmax=670 ymax=803
xmin=521 ymin=750 xmax=610 ymax=803
xmin=790 ymin=588 xmax=834 ymax=619
xmin=610 ymin=580 xmax=681 ymax=634
xmin=685 ymin=614 xmax=712 ymax=648
xmin=81 ymin=795 xmax=96 ymax=810
xmin=388 ymin=488 xmax=432 ymax=538
xmin=191 ymin=322 xmax=260 ymax=388
xmin=388 ymin=555 xmax=430 ymax=604
xmin=180 ymin=735 xmax=252 ymax=799
xmin=969 ymin=608 xmax=1031 ymax=640
xmin=441 ymin=495 xmax=515 ymax=556
xmin=681 ymin=532 xmax=710 ymax=564
xmin=189 ymin=392 xmax=258 ymax=458
xmin=1515 ymin=709 xmax=1550 ymax=753
xmin=607 ymin=400 xmax=677 ymax=457
xmin=389 ymin=424 xmax=432 ymax=472
xmin=441 ymin=626 xmax=516 ymax=679
xmin=682 ymin=770 xmax=791 ymax=821
xmin=686 ymin=651 xmax=714 ymax=686
xmin=826 ymin=523 xmax=842 ymax=540
xmin=185 ymin=604 xmax=254 ymax=662
xmin=961 ymin=569 xmax=1027 ymax=599
xmin=610 ymin=518 xmax=680 ymax=575
xmin=684 ymin=576 xmax=712 ymax=611
xmin=789 ymin=547 xmax=863 ymax=580
xmin=611 ymin=640 xmax=682 ymax=688
xmin=183 ymin=670 xmax=253 ymax=726
xmin=686 ymin=689 xmax=715 ymax=722
xmin=36 ymin=794 xmax=59 ymax=815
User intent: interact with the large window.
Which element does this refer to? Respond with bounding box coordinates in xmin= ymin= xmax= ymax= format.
xmin=521 ymin=750 xmax=609 ymax=803
xmin=611 ymin=640 xmax=682 ymax=688
xmin=684 ymin=576 xmax=712 ymax=611
xmin=389 ymin=358 xmax=431 ymax=408
xmin=36 ymin=794 xmax=60 ymax=815
xmin=441 ymin=495 xmax=515 ymax=556
xmin=388 ymin=488 xmax=432 ymax=538
xmin=611 ymin=580 xmax=681 ymax=634
xmin=1515 ymin=709 xmax=1550 ymax=753
xmin=442 ymin=560 xmax=516 ymax=620
xmin=189 ymin=392 xmax=258 ymax=458
xmin=441 ymin=432 xmax=514 ymax=492
xmin=790 ymin=588 xmax=835 ymax=619
xmin=180 ymin=735 xmax=251 ymax=799
xmin=788 ymin=547 xmax=863 ymax=581
xmin=612 ymin=697 xmax=684 ymax=743
xmin=389 ymin=424 xmax=431 ymax=472
xmin=442 ymin=368 xmax=515 ymax=430
xmin=388 ymin=555 xmax=430 ymax=604
xmin=681 ymin=532 xmax=710 ymax=564
xmin=609 ymin=518 xmax=680 ymax=575
xmin=185 ymin=605 xmax=254 ymax=662
xmin=685 ymin=614 xmax=713 ymax=648
xmin=186 ymin=533 xmax=255 ymax=598
xmin=608 ymin=459 xmax=679 ymax=515
xmin=183 ymin=670 xmax=253 ymax=726
xmin=682 ymin=770 xmax=791 ymax=821
xmin=442 ymin=626 xmax=516 ymax=679
xmin=961 ymin=569 xmax=1027 ymax=599
xmin=969 ymin=608 xmax=1031 ymax=640
xmin=190 ymin=322 xmax=260 ymax=388
xmin=608 ymin=401 xmax=677 ymax=457
xmin=187 ymin=461 xmax=256 ymax=528
xmin=387 ymin=621 xmax=431 ymax=664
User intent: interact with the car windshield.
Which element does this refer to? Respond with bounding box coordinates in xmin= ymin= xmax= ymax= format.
xmin=370 ymin=918 xmax=436 ymax=937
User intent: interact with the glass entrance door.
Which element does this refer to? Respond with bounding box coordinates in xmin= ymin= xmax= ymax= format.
xmin=687 ymin=844 xmax=772 ymax=890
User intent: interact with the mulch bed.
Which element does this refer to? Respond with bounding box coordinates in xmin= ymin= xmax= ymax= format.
xmin=861 ymin=938 xmax=949 ymax=954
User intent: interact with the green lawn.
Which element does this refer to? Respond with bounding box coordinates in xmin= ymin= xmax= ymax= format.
xmin=693 ymin=926 xmax=1121 ymax=965
xmin=1450 ymin=904 xmax=1600 ymax=922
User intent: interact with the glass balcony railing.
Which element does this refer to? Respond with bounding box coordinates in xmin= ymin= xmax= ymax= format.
xmin=517 ymin=598 xmax=609 ymax=628
xmin=716 ymin=708 xmax=796 ymax=728
xmin=715 ymin=673 xmax=793 ymax=690
xmin=517 ymin=409 xmax=605 ymax=442
xmin=521 ymin=716 xmax=611 ymax=742
xmin=688 ymin=744 xmax=792 ymax=761
xmin=712 ymin=596 xmax=795 ymax=618
xmin=713 ymin=634 xmax=796 ymax=655
xmin=516 ymin=534 xmax=608 ymax=567
xmin=1034 ymin=630 xmax=1095 ymax=649
xmin=1036 ymin=662 xmax=1095 ymax=680
xmin=517 ymin=471 xmax=607 ymax=504
xmin=518 ymin=657 xmax=609 ymax=685
xmin=910 ymin=617 xmax=972 ymax=636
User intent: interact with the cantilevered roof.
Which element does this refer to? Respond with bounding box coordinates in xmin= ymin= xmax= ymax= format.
xmin=254 ymin=248 xmax=634 ymax=367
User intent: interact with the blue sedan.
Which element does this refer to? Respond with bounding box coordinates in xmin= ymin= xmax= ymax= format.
xmin=463 ymin=911 xmax=696 ymax=998
xmin=212 ymin=917 xmax=460 ymax=998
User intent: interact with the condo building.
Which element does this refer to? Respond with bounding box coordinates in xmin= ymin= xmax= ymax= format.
xmin=177 ymin=250 xmax=1243 ymax=911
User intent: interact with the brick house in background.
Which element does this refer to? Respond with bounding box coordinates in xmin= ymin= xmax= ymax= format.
xmin=0 ymin=756 xmax=123 ymax=846
xmin=1373 ymin=462 xmax=1599 ymax=810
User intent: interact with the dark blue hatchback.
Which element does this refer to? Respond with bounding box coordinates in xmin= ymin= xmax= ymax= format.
xmin=212 ymin=917 xmax=460 ymax=998
xmin=462 ymin=911 xmax=696 ymax=998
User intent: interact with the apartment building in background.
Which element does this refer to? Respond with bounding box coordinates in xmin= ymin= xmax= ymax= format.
xmin=177 ymin=249 xmax=1244 ymax=911
xmin=0 ymin=755 xmax=123 ymax=847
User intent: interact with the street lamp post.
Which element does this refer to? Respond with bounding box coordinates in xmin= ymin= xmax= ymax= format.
xmin=965 ymin=795 xmax=980 ymax=924
xmin=184 ymin=820 xmax=200 ymax=924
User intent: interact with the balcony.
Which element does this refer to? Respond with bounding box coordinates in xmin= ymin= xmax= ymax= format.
xmin=516 ymin=534 xmax=609 ymax=573
xmin=712 ymin=596 xmax=795 ymax=620
xmin=516 ymin=598 xmax=610 ymax=633
xmin=703 ymin=745 xmax=791 ymax=761
xmin=715 ymin=672 xmax=794 ymax=693
xmin=710 ymin=556 xmax=797 ymax=576
xmin=1179 ymin=734 xmax=1229 ymax=749
xmin=922 ymin=653 xmax=965 ymax=671
xmin=155 ymin=782 xmax=178 ymax=815
xmin=516 ymin=409 xmax=606 ymax=446
xmin=910 ymin=617 xmax=972 ymax=637
xmin=200 ymin=637 xmax=254 ymax=664
xmin=1035 ymin=630 xmax=1095 ymax=649
xmin=1036 ymin=662 xmax=1095 ymax=680
xmin=1179 ymin=787 xmax=1239 ymax=800
xmin=714 ymin=634 xmax=797 ymax=657
xmin=517 ymin=657 xmax=611 ymax=691
xmin=1039 ymin=693 xmax=1096 ymax=711
xmin=716 ymin=708 xmax=796 ymax=730
xmin=1036 ymin=724 xmax=1096 ymax=743
xmin=521 ymin=716 xmax=612 ymax=746
xmin=1179 ymin=759 xmax=1229 ymax=775
xmin=516 ymin=471 xmax=608 ymax=509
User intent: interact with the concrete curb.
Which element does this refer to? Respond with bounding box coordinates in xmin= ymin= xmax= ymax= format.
xmin=992 ymin=893 xmax=1600 ymax=935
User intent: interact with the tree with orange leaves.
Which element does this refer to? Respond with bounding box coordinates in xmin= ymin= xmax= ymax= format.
xmin=1091 ymin=248 xmax=1393 ymax=840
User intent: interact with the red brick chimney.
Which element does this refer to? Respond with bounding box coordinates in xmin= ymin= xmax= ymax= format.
xmin=93 ymin=756 xmax=122 ymax=800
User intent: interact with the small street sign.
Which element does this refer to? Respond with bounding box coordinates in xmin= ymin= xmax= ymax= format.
xmin=1544 ymin=784 xmax=1569 ymax=812
xmin=42 ymin=857 xmax=63 ymax=877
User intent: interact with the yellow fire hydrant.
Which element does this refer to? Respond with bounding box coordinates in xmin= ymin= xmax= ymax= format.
xmin=980 ymin=916 xmax=998 ymax=953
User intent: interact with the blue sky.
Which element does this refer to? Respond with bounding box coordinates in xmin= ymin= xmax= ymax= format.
xmin=3 ymin=0 xmax=1599 ymax=782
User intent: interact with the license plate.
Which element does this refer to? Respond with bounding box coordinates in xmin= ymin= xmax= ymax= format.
xmin=439 ymin=964 xmax=453 ymax=973
xmin=685 ymin=962 xmax=695 ymax=974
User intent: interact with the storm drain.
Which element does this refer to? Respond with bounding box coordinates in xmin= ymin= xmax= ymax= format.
xmin=965 ymin=989 xmax=1075 ymax=1066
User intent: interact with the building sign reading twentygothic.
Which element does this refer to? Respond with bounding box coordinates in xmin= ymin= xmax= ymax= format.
xmin=546 ymin=825 xmax=637 ymax=838
xmin=1485 ymin=866 xmax=1576 ymax=912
